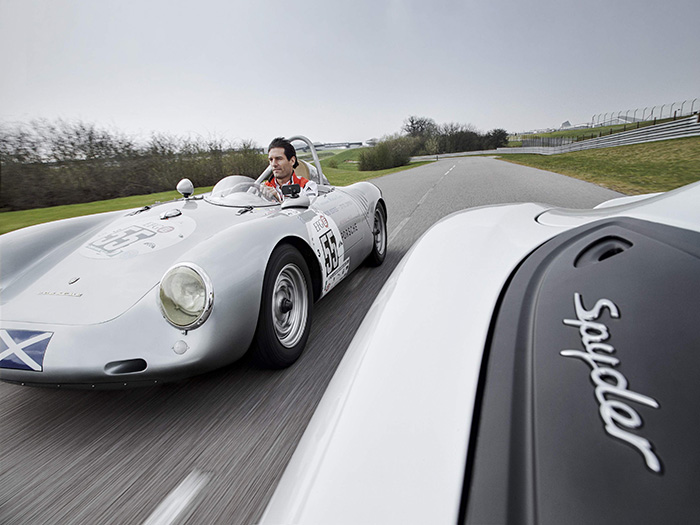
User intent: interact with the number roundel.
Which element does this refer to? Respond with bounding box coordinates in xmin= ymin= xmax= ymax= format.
xmin=306 ymin=212 xmax=347 ymax=295
xmin=320 ymin=230 xmax=339 ymax=276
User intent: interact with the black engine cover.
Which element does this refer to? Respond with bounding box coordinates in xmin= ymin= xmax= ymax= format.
xmin=464 ymin=217 xmax=700 ymax=524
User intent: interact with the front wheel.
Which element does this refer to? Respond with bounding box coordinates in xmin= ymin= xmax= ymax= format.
xmin=366 ymin=204 xmax=387 ymax=267
xmin=252 ymin=244 xmax=313 ymax=369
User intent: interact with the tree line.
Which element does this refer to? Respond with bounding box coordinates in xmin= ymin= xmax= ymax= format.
xmin=358 ymin=116 xmax=508 ymax=171
xmin=0 ymin=119 xmax=267 ymax=211
xmin=0 ymin=116 xmax=509 ymax=211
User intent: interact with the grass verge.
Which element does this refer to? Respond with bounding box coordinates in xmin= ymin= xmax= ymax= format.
xmin=498 ymin=136 xmax=700 ymax=195
xmin=323 ymin=161 xmax=432 ymax=186
xmin=318 ymin=147 xmax=431 ymax=185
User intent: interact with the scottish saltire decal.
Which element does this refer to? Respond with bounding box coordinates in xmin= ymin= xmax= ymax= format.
xmin=0 ymin=329 xmax=53 ymax=371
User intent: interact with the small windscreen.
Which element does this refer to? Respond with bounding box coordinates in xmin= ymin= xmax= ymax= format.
xmin=204 ymin=176 xmax=279 ymax=207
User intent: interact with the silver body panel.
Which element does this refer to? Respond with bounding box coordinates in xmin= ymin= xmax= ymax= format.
xmin=0 ymin=154 xmax=383 ymax=387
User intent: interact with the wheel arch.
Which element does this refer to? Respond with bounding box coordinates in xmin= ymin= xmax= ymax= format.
xmin=274 ymin=236 xmax=323 ymax=302
xmin=376 ymin=197 xmax=387 ymax=220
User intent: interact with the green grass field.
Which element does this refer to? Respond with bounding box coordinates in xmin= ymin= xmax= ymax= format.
xmin=499 ymin=136 xmax=700 ymax=195
xmin=319 ymin=148 xmax=432 ymax=185
xmin=299 ymin=147 xmax=432 ymax=185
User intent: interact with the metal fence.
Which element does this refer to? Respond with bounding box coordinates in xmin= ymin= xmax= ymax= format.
xmin=411 ymin=114 xmax=700 ymax=160
xmin=591 ymin=98 xmax=699 ymax=127
xmin=521 ymin=136 xmax=576 ymax=147
xmin=502 ymin=114 xmax=700 ymax=155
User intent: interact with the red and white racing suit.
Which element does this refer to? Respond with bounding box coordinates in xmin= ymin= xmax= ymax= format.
xmin=264 ymin=172 xmax=318 ymax=200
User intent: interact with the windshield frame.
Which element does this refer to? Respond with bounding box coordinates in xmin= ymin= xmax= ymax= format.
xmin=204 ymin=175 xmax=281 ymax=208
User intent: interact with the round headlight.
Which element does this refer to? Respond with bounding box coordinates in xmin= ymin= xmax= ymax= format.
xmin=159 ymin=263 xmax=213 ymax=329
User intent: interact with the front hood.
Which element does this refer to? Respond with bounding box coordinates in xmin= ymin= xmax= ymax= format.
xmin=2 ymin=200 xmax=259 ymax=325
xmin=537 ymin=179 xmax=700 ymax=234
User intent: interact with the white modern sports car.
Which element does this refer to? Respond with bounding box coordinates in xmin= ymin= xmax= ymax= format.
xmin=261 ymin=180 xmax=700 ymax=524
xmin=0 ymin=136 xmax=387 ymax=388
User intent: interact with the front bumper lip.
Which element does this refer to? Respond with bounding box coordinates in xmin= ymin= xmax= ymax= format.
xmin=0 ymin=303 xmax=212 ymax=388
xmin=0 ymin=377 xmax=166 ymax=390
xmin=0 ymin=347 xmax=202 ymax=388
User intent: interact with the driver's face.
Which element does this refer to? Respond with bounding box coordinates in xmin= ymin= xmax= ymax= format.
xmin=268 ymin=147 xmax=295 ymax=183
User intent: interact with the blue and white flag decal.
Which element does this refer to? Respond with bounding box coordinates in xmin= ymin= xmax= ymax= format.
xmin=0 ymin=329 xmax=53 ymax=371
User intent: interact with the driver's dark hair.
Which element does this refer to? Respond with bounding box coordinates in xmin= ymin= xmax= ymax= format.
xmin=268 ymin=137 xmax=299 ymax=168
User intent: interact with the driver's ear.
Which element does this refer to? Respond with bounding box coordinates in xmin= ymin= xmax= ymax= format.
xmin=292 ymin=156 xmax=299 ymax=169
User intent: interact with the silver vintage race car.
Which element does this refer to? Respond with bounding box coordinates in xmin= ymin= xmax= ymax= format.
xmin=261 ymin=180 xmax=700 ymax=524
xmin=0 ymin=136 xmax=387 ymax=388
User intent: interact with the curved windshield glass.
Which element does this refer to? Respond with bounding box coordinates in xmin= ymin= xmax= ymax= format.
xmin=204 ymin=175 xmax=279 ymax=207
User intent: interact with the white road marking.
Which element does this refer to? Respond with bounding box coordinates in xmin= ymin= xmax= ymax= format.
xmin=417 ymin=187 xmax=434 ymax=206
xmin=389 ymin=164 xmax=455 ymax=244
xmin=388 ymin=217 xmax=411 ymax=245
xmin=143 ymin=471 xmax=209 ymax=525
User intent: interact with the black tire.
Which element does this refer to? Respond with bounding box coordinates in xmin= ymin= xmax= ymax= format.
xmin=366 ymin=203 xmax=387 ymax=267
xmin=252 ymin=244 xmax=313 ymax=369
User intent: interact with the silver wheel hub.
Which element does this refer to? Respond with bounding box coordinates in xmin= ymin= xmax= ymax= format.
xmin=272 ymin=263 xmax=308 ymax=348
xmin=373 ymin=209 xmax=386 ymax=255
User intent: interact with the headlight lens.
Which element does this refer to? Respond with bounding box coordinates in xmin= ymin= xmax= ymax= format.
xmin=159 ymin=264 xmax=213 ymax=329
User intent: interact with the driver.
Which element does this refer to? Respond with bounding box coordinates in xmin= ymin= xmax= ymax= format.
xmin=262 ymin=137 xmax=318 ymax=201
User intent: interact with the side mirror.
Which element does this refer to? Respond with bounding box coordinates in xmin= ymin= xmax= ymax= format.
xmin=177 ymin=178 xmax=194 ymax=198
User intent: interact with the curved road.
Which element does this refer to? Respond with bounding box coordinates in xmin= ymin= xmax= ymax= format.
xmin=0 ymin=158 xmax=620 ymax=524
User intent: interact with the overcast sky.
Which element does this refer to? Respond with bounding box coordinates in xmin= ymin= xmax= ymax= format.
xmin=1 ymin=0 xmax=698 ymax=146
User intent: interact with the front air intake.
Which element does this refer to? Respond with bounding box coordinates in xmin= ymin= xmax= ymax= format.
xmin=104 ymin=359 xmax=147 ymax=375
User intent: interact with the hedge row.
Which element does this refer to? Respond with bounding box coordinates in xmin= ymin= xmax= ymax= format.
xmin=0 ymin=120 xmax=267 ymax=210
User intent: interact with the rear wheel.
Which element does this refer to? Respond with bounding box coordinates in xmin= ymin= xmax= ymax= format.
xmin=366 ymin=204 xmax=387 ymax=266
xmin=253 ymin=244 xmax=313 ymax=368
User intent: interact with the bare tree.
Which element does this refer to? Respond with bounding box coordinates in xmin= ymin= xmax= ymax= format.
xmin=402 ymin=116 xmax=438 ymax=138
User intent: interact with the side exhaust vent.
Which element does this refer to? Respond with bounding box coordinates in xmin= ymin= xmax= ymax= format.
xmin=574 ymin=236 xmax=632 ymax=268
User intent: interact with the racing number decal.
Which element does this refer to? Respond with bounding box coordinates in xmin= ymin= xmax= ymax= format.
xmin=321 ymin=230 xmax=339 ymax=276
xmin=81 ymin=215 xmax=197 ymax=260
xmin=306 ymin=212 xmax=349 ymax=296
xmin=89 ymin=226 xmax=156 ymax=254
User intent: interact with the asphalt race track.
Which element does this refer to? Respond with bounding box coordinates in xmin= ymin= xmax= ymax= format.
xmin=0 ymin=158 xmax=621 ymax=524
